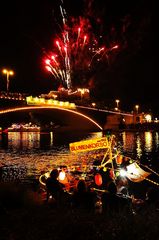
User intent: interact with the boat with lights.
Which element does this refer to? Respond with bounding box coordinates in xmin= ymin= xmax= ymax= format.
xmin=39 ymin=135 xmax=155 ymax=197
xmin=8 ymin=123 xmax=40 ymax=132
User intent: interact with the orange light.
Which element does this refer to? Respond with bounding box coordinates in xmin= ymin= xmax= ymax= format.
xmin=95 ymin=173 xmax=102 ymax=186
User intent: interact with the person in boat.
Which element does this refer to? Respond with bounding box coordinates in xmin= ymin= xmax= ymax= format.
xmin=58 ymin=167 xmax=75 ymax=192
xmin=71 ymin=179 xmax=97 ymax=212
xmin=101 ymin=181 xmax=131 ymax=215
xmin=145 ymin=187 xmax=159 ymax=207
xmin=0 ymin=165 xmax=2 ymax=182
xmin=45 ymin=169 xmax=65 ymax=205
xmin=116 ymin=177 xmax=129 ymax=197
xmin=131 ymin=186 xmax=159 ymax=213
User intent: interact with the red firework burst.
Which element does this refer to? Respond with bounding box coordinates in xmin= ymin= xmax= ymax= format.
xmin=44 ymin=7 xmax=119 ymax=90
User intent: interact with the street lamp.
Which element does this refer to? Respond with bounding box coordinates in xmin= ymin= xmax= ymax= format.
xmin=135 ymin=105 xmax=139 ymax=114
xmin=91 ymin=102 xmax=96 ymax=108
xmin=115 ymin=99 xmax=120 ymax=110
xmin=2 ymin=69 xmax=14 ymax=95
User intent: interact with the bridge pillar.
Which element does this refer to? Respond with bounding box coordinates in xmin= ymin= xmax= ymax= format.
xmin=104 ymin=114 xmax=134 ymax=130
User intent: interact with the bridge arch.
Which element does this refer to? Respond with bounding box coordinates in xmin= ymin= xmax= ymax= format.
xmin=0 ymin=106 xmax=103 ymax=132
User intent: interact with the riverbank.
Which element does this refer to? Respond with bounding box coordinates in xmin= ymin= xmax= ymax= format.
xmin=0 ymin=182 xmax=159 ymax=240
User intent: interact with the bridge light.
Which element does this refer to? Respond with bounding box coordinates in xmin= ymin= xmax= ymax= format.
xmin=47 ymin=99 xmax=53 ymax=105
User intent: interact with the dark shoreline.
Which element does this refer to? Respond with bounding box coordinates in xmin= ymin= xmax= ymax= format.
xmin=1 ymin=182 xmax=159 ymax=240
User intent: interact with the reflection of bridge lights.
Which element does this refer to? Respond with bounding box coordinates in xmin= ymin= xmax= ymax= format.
xmin=145 ymin=131 xmax=152 ymax=152
xmin=136 ymin=135 xmax=142 ymax=158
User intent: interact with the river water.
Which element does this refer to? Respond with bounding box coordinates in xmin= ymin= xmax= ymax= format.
xmin=1 ymin=130 xmax=159 ymax=196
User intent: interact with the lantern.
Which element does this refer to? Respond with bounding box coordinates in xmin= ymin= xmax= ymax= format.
xmin=95 ymin=173 xmax=103 ymax=186
xmin=116 ymin=155 xmax=123 ymax=165
xmin=59 ymin=171 xmax=66 ymax=181
xmin=109 ymin=169 xmax=115 ymax=179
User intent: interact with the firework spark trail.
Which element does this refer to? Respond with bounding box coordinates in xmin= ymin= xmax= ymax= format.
xmin=44 ymin=1 xmax=119 ymax=89
xmin=59 ymin=2 xmax=72 ymax=89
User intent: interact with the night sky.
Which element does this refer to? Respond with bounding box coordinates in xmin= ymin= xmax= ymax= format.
xmin=0 ymin=0 xmax=157 ymax=114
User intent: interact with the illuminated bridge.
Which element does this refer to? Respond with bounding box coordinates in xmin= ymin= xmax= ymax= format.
xmin=0 ymin=100 xmax=134 ymax=132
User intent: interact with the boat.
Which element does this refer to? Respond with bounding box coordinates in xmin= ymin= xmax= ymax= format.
xmin=39 ymin=135 xmax=156 ymax=196
xmin=7 ymin=123 xmax=40 ymax=132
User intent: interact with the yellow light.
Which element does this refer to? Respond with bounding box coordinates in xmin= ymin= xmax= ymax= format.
xmin=69 ymin=103 xmax=76 ymax=108
xmin=53 ymin=100 xmax=58 ymax=105
xmin=135 ymin=105 xmax=139 ymax=113
xmin=2 ymin=69 xmax=14 ymax=75
xmin=3 ymin=69 xmax=7 ymax=74
xmin=145 ymin=114 xmax=152 ymax=122
xmin=9 ymin=71 xmax=14 ymax=75
xmin=115 ymin=99 xmax=120 ymax=109
xmin=59 ymin=101 xmax=64 ymax=106
xmin=39 ymin=98 xmax=45 ymax=103
xmin=64 ymin=102 xmax=69 ymax=106
xmin=59 ymin=171 xmax=66 ymax=181
xmin=47 ymin=99 xmax=53 ymax=104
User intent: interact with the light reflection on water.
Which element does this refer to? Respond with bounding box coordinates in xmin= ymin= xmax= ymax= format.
xmin=0 ymin=131 xmax=103 ymax=182
xmin=119 ymin=131 xmax=159 ymax=167
xmin=0 ymin=131 xmax=159 ymax=183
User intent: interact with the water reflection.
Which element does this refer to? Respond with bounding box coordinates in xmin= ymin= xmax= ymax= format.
xmin=155 ymin=132 xmax=159 ymax=148
xmin=8 ymin=132 xmax=40 ymax=150
xmin=120 ymin=131 xmax=155 ymax=161
xmin=144 ymin=132 xmax=153 ymax=152
xmin=1 ymin=130 xmax=159 ymax=183
xmin=136 ymin=134 xmax=142 ymax=159
xmin=120 ymin=132 xmax=136 ymax=154
xmin=0 ymin=131 xmax=103 ymax=182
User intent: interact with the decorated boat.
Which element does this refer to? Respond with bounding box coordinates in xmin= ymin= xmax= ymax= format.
xmin=39 ymin=135 xmax=158 ymax=196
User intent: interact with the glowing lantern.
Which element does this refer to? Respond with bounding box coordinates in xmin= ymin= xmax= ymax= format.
xmin=95 ymin=173 xmax=103 ymax=186
xmin=59 ymin=171 xmax=66 ymax=181
xmin=116 ymin=155 xmax=123 ymax=165
xmin=109 ymin=169 xmax=115 ymax=179
xmin=116 ymin=171 xmax=120 ymax=177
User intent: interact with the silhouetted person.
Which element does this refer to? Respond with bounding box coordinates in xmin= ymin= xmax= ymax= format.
xmin=71 ymin=179 xmax=96 ymax=212
xmin=46 ymin=169 xmax=65 ymax=206
xmin=0 ymin=166 xmax=2 ymax=182
xmin=131 ymin=187 xmax=159 ymax=214
xmin=101 ymin=181 xmax=131 ymax=215
xmin=145 ymin=187 xmax=159 ymax=205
